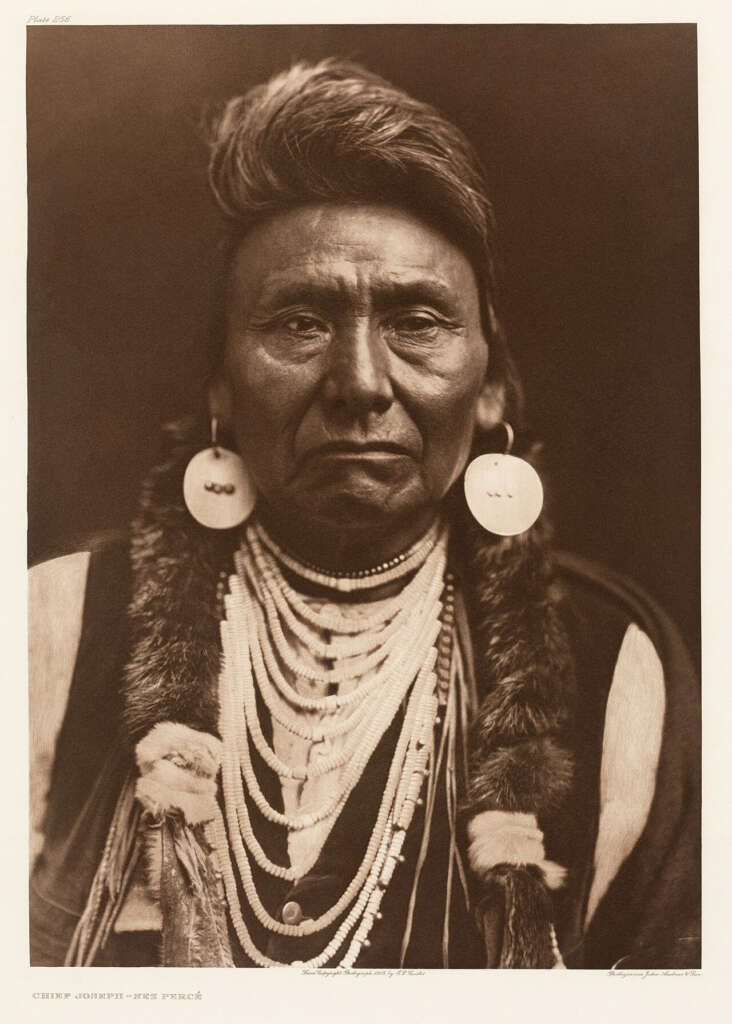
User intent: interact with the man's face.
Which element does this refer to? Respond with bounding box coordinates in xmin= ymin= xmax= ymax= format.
xmin=219 ymin=203 xmax=489 ymax=538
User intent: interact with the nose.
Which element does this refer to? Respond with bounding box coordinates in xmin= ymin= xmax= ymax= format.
xmin=321 ymin=317 xmax=394 ymax=418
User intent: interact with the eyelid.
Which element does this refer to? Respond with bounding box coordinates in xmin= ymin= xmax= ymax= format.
xmin=387 ymin=308 xmax=450 ymax=328
xmin=284 ymin=313 xmax=324 ymax=326
xmin=251 ymin=309 xmax=329 ymax=332
xmin=287 ymin=313 xmax=331 ymax=333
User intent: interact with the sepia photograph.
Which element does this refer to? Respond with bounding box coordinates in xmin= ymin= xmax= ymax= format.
xmin=27 ymin=23 xmax=700 ymax=971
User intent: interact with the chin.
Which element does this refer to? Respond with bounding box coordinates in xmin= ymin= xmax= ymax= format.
xmin=298 ymin=482 xmax=424 ymax=533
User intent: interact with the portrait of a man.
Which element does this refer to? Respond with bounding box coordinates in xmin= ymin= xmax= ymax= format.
xmin=27 ymin=24 xmax=700 ymax=970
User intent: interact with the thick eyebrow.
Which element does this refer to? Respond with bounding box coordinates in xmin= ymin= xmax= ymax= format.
xmin=253 ymin=274 xmax=465 ymax=318
xmin=372 ymin=279 xmax=462 ymax=315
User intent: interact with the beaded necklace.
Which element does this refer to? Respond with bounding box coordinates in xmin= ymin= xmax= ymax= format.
xmin=204 ymin=520 xmax=456 ymax=967
xmin=255 ymin=518 xmax=441 ymax=593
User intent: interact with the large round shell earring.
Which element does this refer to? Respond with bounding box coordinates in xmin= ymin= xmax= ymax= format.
xmin=463 ymin=422 xmax=543 ymax=536
xmin=182 ymin=417 xmax=256 ymax=530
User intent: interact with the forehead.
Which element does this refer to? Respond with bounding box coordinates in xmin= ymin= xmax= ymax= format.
xmin=228 ymin=204 xmax=481 ymax=311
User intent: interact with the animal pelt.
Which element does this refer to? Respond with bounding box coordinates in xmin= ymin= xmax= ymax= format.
xmin=120 ymin=423 xmax=577 ymax=967
xmin=474 ymin=865 xmax=557 ymax=969
xmin=122 ymin=429 xmax=240 ymax=742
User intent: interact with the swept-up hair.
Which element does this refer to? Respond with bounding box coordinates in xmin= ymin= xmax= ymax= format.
xmin=205 ymin=59 xmax=521 ymax=422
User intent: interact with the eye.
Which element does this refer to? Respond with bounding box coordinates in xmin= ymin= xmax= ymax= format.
xmin=389 ymin=311 xmax=443 ymax=335
xmin=280 ymin=313 xmax=329 ymax=338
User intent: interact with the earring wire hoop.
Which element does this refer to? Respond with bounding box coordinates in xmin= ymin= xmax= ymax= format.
xmin=501 ymin=421 xmax=514 ymax=455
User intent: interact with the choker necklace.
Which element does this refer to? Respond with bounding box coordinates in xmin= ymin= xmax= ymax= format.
xmin=254 ymin=519 xmax=442 ymax=593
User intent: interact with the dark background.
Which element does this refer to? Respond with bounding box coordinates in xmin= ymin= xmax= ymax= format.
xmin=27 ymin=24 xmax=699 ymax=662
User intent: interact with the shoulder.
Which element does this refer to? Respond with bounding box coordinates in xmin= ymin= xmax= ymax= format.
xmin=554 ymin=549 xmax=698 ymax=720
xmin=554 ymin=550 xmax=695 ymax=674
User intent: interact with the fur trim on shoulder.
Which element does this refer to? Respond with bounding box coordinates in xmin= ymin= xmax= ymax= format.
xmin=122 ymin=438 xmax=239 ymax=742
xmin=446 ymin=474 xmax=576 ymax=821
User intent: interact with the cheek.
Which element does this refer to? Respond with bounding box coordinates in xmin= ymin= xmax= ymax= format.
xmin=224 ymin=340 xmax=306 ymax=443
xmin=425 ymin=388 xmax=479 ymax=462
xmin=416 ymin=355 xmax=487 ymax=484
xmin=420 ymin=353 xmax=486 ymax=438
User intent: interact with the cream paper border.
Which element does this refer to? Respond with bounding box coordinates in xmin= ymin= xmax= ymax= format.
xmin=4 ymin=3 xmax=729 ymax=1020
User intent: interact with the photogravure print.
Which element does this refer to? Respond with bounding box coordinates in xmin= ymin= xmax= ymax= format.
xmin=27 ymin=24 xmax=700 ymax=973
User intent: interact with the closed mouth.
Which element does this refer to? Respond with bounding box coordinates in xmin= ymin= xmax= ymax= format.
xmin=308 ymin=441 xmax=412 ymax=458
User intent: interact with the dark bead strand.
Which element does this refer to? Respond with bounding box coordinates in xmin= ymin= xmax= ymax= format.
xmin=216 ymin=569 xmax=230 ymax=618
xmin=435 ymin=573 xmax=456 ymax=701
xmin=298 ymin=546 xmax=414 ymax=580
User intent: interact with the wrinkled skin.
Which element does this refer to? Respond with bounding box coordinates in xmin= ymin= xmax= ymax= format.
xmin=212 ymin=203 xmax=498 ymax=570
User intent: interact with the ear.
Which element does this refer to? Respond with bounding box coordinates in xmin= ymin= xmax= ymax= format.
xmin=207 ymin=375 xmax=234 ymax=431
xmin=475 ymin=379 xmax=506 ymax=432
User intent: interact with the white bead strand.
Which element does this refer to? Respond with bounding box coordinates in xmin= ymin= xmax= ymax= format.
xmin=255 ymin=518 xmax=441 ymax=593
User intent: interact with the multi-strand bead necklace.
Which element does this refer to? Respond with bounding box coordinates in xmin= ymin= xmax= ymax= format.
xmin=204 ymin=518 xmax=455 ymax=967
